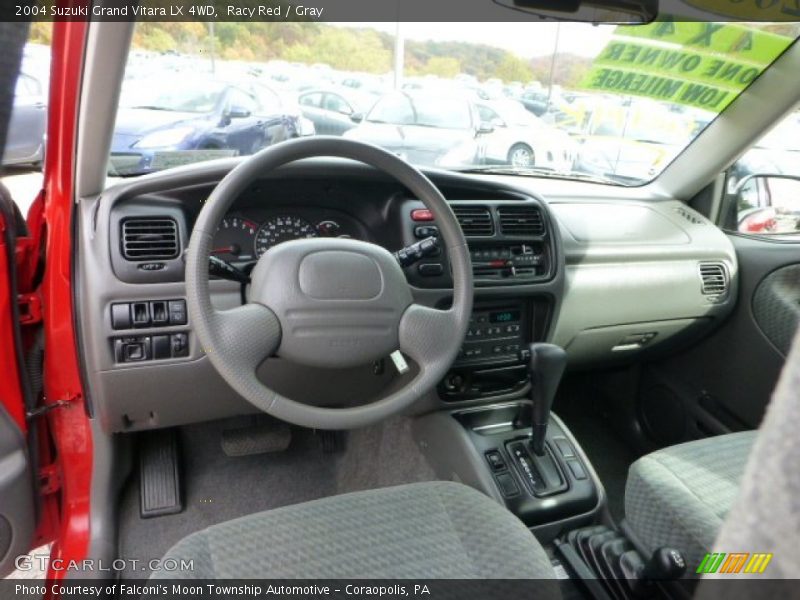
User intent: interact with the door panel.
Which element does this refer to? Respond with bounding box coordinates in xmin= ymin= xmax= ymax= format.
xmin=752 ymin=263 xmax=800 ymax=356
xmin=0 ymin=191 xmax=36 ymax=577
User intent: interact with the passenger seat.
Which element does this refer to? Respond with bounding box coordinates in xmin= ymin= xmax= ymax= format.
xmin=624 ymin=431 xmax=757 ymax=569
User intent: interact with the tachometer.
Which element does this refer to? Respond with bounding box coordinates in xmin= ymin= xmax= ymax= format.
xmin=255 ymin=215 xmax=317 ymax=257
xmin=213 ymin=217 xmax=258 ymax=261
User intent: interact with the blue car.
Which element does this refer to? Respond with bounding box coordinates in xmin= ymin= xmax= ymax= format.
xmin=111 ymin=79 xmax=306 ymax=175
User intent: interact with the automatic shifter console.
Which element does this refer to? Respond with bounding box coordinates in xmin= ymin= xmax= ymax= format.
xmin=507 ymin=343 xmax=568 ymax=496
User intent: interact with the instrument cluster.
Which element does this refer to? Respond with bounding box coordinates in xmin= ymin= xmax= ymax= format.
xmin=212 ymin=211 xmax=359 ymax=263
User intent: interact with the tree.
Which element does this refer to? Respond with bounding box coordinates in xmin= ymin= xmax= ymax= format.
xmin=495 ymin=54 xmax=533 ymax=83
xmin=420 ymin=56 xmax=461 ymax=78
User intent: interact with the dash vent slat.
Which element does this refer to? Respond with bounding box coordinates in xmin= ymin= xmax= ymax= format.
xmin=121 ymin=217 xmax=179 ymax=261
xmin=699 ymin=262 xmax=729 ymax=300
xmin=452 ymin=206 xmax=494 ymax=237
xmin=497 ymin=206 xmax=545 ymax=236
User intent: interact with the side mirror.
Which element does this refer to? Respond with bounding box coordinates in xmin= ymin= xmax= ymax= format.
xmin=226 ymin=106 xmax=251 ymax=119
xmin=350 ymin=112 xmax=364 ymax=123
xmin=477 ymin=122 xmax=494 ymax=135
xmin=734 ymin=174 xmax=800 ymax=235
xmin=491 ymin=117 xmax=506 ymax=128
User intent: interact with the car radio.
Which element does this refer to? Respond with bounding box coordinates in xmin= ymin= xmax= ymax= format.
xmin=456 ymin=305 xmax=527 ymax=366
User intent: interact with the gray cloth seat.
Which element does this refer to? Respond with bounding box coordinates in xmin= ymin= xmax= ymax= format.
xmin=152 ymin=481 xmax=556 ymax=579
xmin=624 ymin=431 xmax=757 ymax=568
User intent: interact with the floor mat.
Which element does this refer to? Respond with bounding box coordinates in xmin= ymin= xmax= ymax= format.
xmin=117 ymin=416 xmax=436 ymax=578
xmin=555 ymin=383 xmax=637 ymax=523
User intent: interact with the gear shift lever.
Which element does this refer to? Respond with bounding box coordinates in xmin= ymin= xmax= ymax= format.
xmin=525 ymin=343 xmax=567 ymax=455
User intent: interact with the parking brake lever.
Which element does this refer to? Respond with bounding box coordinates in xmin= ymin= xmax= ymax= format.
xmin=394 ymin=236 xmax=440 ymax=267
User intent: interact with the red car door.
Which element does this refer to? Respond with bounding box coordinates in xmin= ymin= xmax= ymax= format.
xmin=0 ymin=182 xmax=39 ymax=577
xmin=0 ymin=24 xmax=41 ymax=578
xmin=0 ymin=18 xmax=93 ymax=579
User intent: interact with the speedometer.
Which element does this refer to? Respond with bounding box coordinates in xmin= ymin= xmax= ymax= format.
xmin=213 ymin=217 xmax=258 ymax=261
xmin=255 ymin=215 xmax=318 ymax=257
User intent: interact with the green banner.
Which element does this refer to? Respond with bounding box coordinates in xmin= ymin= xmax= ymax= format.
xmin=615 ymin=21 xmax=793 ymax=65
xmin=581 ymin=22 xmax=794 ymax=111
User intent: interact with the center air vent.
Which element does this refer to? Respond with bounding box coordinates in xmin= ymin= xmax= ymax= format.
xmin=497 ymin=206 xmax=545 ymax=236
xmin=452 ymin=206 xmax=494 ymax=237
xmin=121 ymin=217 xmax=179 ymax=261
xmin=699 ymin=262 xmax=729 ymax=301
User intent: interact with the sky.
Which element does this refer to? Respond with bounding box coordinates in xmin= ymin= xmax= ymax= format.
xmin=335 ymin=22 xmax=616 ymax=58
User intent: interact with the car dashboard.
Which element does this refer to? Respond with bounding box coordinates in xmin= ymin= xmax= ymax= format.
xmin=77 ymin=158 xmax=737 ymax=433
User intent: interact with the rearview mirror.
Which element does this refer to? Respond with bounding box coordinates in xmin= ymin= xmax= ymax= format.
xmin=226 ymin=106 xmax=251 ymax=119
xmin=492 ymin=0 xmax=657 ymax=23
xmin=477 ymin=122 xmax=495 ymax=135
xmin=735 ymin=174 xmax=800 ymax=236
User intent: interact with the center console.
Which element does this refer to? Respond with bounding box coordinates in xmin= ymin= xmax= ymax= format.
xmin=439 ymin=298 xmax=552 ymax=401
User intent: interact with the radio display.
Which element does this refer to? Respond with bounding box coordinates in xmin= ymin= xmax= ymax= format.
xmin=489 ymin=310 xmax=520 ymax=323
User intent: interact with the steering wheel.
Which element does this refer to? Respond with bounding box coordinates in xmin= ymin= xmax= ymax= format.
xmin=185 ymin=137 xmax=473 ymax=429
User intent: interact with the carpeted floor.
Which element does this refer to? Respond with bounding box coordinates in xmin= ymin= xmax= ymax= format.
xmin=554 ymin=382 xmax=638 ymax=524
xmin=117 ymin=416 xmax=436 ymax=578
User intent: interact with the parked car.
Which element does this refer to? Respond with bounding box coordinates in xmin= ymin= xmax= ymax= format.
xmin=573 ymin=99 xmax=694 ymax=182
xmin=2 ymin=72 xmax=46 ymax=167
xmin=475 ymin=99 xmax=576 ymax=170
xmin=728 ymin=113 xmax=800 ymax=192
xmin=343 ymin=91 xmax=491 ymax=167
xmin=110 ymin=79 xmax=308 ymax=174
xmin=297 ymin=88 xmax=376 ymax=136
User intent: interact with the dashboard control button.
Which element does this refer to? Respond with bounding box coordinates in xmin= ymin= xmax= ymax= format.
xmin=495 ymin=472 xmax=519 ymax=497
xmin=131 ymin=302 xmax=150 ymax=327
xmin=151 ymin=301 xmax=169 ymax=325
xmin=414 ymin=225 xmax=439 ymax=238
xmin=567 ymin=459 xmax=587 ymax=480
xmin=152 ymin=335 xmax=171 ymax=360
xmin=168 ymin=300 xmax=187 ymax=325
xmin=171 ymin=333 xmax=189 ymax=358
xmin=114 ymin=336 xmax=151 ymax=363
xmin=554 ymin=437 xmax=576 ymax=458
xmin=111 ymin=303 xmax=131 ymax=329
xmin=418 ymin=263 xmax=443 ymax=276
xmin=410 ymin=208 xmax=434 ymax=222
xmin=486 ymin=450 xmax=506 ymax=471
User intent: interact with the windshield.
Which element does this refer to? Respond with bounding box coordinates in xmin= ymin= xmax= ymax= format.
xmin=109 ymin=21 xmax=800 ymax=184
xmin=120 ymin=80 xmax=227 ymax=113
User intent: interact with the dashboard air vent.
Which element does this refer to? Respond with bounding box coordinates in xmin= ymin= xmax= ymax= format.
xmin=497 ymin=205 xmax=545 ymax=236
xmin=699 ymin=262 xmax=729 ymax=301
xmin=121 ymin=217 xmax=179 ymax=261
xmin=452 ymin=206 xmax=494 ymax=236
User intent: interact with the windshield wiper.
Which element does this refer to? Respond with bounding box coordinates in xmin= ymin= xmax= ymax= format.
xmin=454 ymin=165 xmax=623 ymax=185
xmin=128 ymin=105 xmax=175 ymax=111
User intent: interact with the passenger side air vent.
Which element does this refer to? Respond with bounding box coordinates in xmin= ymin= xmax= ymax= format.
xmin=452 ymin=206 xmax=494 ymax=237
xmin=497 ymin=205 xmax=545 ymax=236
xmin=121 ymin=217 xmax=180 ymax=261
xmin=699 ymin=262 xmax=729 ymax=302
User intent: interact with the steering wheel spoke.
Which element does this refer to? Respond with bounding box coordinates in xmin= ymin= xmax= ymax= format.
xmin=208 ymin=303 xmax=281 ymax=373
xmin=399 ymin=304 xmax=460 ymax=369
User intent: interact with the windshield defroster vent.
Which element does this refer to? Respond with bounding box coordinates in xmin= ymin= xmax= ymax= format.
xmin=452 ymin=206 xmax=494 ymax=237
xmin=121 ymin=217 xmax=180 ymax=261
xmin=497 ymin=205 xmax=545 ymax=236
xmin=699 ymin=262 xmax=729 ymax=302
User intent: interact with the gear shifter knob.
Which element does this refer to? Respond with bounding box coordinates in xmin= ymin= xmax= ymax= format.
xmin=527 ymin=343 xmax=567 ymax=455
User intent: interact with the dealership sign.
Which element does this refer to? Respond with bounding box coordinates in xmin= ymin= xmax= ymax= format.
xmin=582 ymin=21 xmax=794 ymax=110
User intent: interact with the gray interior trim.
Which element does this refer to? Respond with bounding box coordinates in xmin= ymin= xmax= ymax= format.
xmin=76 ymin=22 xmax=134 ymax=198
